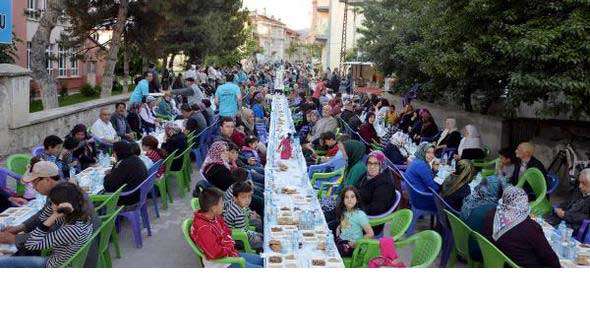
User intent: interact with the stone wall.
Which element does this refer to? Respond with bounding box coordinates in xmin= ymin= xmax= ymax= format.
xmin=1 ymin=64 xmax=129 ymax=158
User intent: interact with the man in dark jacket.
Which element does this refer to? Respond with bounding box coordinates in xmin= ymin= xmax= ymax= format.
xmin=111 ymin=102 xmax=135 ymax=140
xmin=511 ymin=142 xmax=548 ymax=201
xmin=103 ymin=141 xmax=148 ymax=206
xmin=182 ymin=103 xmax=207 ymax=137
xmin=547 ymin=169 xmax=590 ymax=234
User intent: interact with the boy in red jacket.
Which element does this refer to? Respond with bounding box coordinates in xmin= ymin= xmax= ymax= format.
xmin=190 ymin=187 xmax=263 ymax=268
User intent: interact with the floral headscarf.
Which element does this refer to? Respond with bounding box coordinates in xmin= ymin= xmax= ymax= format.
xmin=201 ymin=141 xmax=229 ymax=173
xmin=367 ymin=150 xmax=386 ymax=178
xmin=164 ymin=122 xmax=181 ymax=136
xmin=492 ymin=186 xmax=530 ymax=241
xmin=414 ymin=142 xmax=434 ymax=161
xmin=460 ymin=175 xmax=501 ymax=221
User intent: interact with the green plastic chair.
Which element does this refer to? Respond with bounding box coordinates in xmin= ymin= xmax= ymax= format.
xmin=96 ymin=206 xmax=124 ymax=268
xmin=311 ymin=169 xmax=343 ymax=199
xmin=90 ymin=184 xmax=126 ymax=259
xmin=182 ymin=143 xmax=196 ymax=187
xmin=166 ymin=146 xmax=193 ymax=198
xmin=473 ymin=158 xmax=498 ymax=172
xmin=181 ymin=218 xmax=245 ymax=267
xmin=61 ymin=225 xmax=100 ymax=268
xmin=154 ymin=151 xmax=177 ymax=209
xmin=345 ymin=239 xmax=382 ymax=268
xmin=472 ymin=232 xmax=519 ymax=268
xmin=516 ymin=167 xmax=551 ymax=217
xmin=396 ymin=230 xmax=442 ymax=268
xmin=7 ymin=154 xmax=32 ymax=196
xmin=368 ymin=209 xmax=413 ymax=241
xmin=445 ymin=209 xmax=479 ymax=267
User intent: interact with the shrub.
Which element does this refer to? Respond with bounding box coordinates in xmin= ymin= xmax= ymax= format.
xmin=59 ymin=84 xmax=68 ymax=98
xmin=80 ymin=83 xmax=97 ymax=97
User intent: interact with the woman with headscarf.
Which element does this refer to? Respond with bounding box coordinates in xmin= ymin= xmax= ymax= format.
xmin=358 ymin=112 xmax=381 ymax=146
xmin=342 ymin=140 xmax=367 ymax=187
xmin=440 ymin=159 xmax=476 ymax=211
xmin=299 ymin=109 xmax=319 ymax=141
xmin=460 ymin=176 xmax=503 ymax=261
xmin=415 ymin=108 xmax=439 ymax=142
xmin=202 ymin=141 xmax=234 ymax=191
xmin=404 ymin=143 xmax=440 ymax=211
xmin=481 ymin=186 xmax=560 ymax=268
xmin=435 ymin=118 xmax=461 ymax=156
xmin=310 ymin=105 xmax=338 ymax=143
xmin=457 ymin=124 xmax=484 ymax=160
xmin=237 ymin=107 xmax=256 ymax=138
xmin=383 ymin=134 xmax=410 ymax=165
xmin=160 ymin=122 xmax=187 ymax=172
xmin=398 ymin=104 xmax=416 ymax=133
xmin=65 ymin=124 xmax=97 ymax=171
xmin=103 ymin=141 xmax=148 ymax=206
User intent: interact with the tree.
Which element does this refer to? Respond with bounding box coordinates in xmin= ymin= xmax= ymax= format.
xmin=0 ymin=32 xmax=19 ymax=63
xmin=30 ymin=0 xmax=66 ymax=110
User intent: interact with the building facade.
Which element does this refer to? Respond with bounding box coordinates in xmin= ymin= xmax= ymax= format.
xmin=12 ymin=0 xmax=106 ymax=97
xmin=250 ymin=12 xmax=287 ymax=63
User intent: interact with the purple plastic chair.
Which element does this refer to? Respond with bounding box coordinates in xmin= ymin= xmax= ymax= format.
xmin=429 ymin=187 xmax=459 ymax=267
xmin=399 ymin=171 xmax=437 ymax=234
xmin=0 ymin=168 xmax=22 ymax=196
xmin=31 ymin=146 xmax=45 ymax=157
xmin=576 ymin=220 xmax=590 ymax=244
xmin=117 ymin=171 xmax=158 ymax=248
xmin=148 ymin=160 xmax=164 ymax=218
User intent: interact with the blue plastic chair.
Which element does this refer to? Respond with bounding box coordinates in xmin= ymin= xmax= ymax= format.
xmin=576 ymin=220 xmax=590 ymax=244
xmin=147 ymin=159 xmax=164 ymax=219
xmin=117 ymin=171 xmax=158 ymax=248
xmin=31 ymin=146 xmax=45 ymax=157
xmin=308 ymin=154 xmax=346 ymax=179
xmin=429 ymin=187 xmax=459 ymax=267
xmin=547 ymin=173 xmax=559 ymax=197
xmin=0 ymin=168 xmax=22 ymax=196
xmin=399 ymin=171 xmax=437 ymax=234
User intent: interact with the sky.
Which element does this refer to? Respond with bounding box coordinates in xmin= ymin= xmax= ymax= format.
xmin=243 ymin=0 xmax=313 ymax=31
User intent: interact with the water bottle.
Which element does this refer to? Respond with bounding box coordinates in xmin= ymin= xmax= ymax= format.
xmin=442 ymin=153 xmax=448 ymax=166
xmin=550 ymin=232 xmax=562 ymax=256
xmin=558 ymin=221 xmax=567 ymax=241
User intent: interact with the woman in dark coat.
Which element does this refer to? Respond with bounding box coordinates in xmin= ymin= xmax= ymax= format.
xmin=66 ymin=124 xmax=97 ymax=171
xmin=160 ymin=122 xmax=187 ymax=172
xmin=103 ymin=141 xmax=148 ymax=206
xmin=358 ymin=112 xmax=381 ymax=146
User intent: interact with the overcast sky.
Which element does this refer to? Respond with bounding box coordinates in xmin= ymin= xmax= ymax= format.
xmin=243 ymin=0 xmax=313 ymax=31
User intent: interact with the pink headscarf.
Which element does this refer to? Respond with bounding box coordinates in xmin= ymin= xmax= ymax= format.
xmin=201 ymin=141 xmax=229 ymax=173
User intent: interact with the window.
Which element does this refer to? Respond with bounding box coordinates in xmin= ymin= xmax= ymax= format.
xmin=69 ymin=49 xmax=78 ymax=76
xmin=45 ymin=44 xmax=53 ymax=73
xmin=27 ymin=0 xmax=36 ymax=11
xmin=27 ymin=42 xmax=32 ymax=69
xmin=58 ymin=45 xmax=67 ymax=76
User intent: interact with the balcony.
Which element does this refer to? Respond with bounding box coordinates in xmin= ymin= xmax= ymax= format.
xmin=25 ymin=8 xmax=44 ymax=20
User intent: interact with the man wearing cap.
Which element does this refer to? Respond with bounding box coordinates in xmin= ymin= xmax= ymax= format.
xmin=139 ymin=95 xmax=160 ymax=133
xmin=0 ymin=160 xmax=101 ymax=267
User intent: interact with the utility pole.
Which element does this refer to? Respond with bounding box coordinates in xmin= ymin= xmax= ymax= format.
xmin=339 ymin=0 xmax=349 ymax=72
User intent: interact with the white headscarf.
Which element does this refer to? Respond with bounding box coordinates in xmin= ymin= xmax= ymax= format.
xmin=492 ymin=186 xmax=531 ymax=241
xmin=458 ymin=124 xmax=482 ymax=155
xmin=437 ymin=118 xmax=458 ymax=146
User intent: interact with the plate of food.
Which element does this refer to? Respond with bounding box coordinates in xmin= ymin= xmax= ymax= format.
xmin=281 ymin=186 xmax=298 ymax=195
xmin=266 ymin=254 xmax=284 ymax=268
xmin=310 ymin=257 xmax=327 ymax=268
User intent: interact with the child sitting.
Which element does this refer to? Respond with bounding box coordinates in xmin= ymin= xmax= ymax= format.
xmin=240 ymin=135 xmax=262 ymax=168
xmin=334 ymin=186 xmax=374 ymax=257
xmin=190 ymin=188 xmax=263 ymax=268
xmin=223 ymin=181 xmax=263 ymax=251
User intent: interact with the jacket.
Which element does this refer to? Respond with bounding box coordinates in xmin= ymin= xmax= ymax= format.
xmin=357 ymin=168 xmax=397 ymax=216
xmin=510 ymin=156 xmax=548 ymax=200
xmin=103 ymin=155 xmax=148 ymax=206
xmin=190 ymin=212 xmax=238 ymax=261
xmin=205 ymin=164 xmax=234 ymax=191
xmin=110 ymin=113 xmax=131 ymax=139
xmin=404 ymin=159 xmax=439 ymax=211
xmin=547 ymin=189 xmax=590 ymax=232
xmin=161 ymin=133 xmax=187 ymax=172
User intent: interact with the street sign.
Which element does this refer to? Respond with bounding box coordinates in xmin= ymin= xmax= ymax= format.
xmin=0 ymin=0 xmax=13 ymax=45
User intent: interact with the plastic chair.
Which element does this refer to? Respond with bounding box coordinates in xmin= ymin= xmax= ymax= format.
xmin=399 ymin=171 xmax=437 ymax=234
xmin=148 ymin=159 xmax=164 ymax=218
xmin=396 ymin=230 xmax=442 ymax=268
xmin=6 ymin=154 xmax=32 ymax=196
xmin=60 ymin=232 xmax=96 ymax=268
xmin=310 ymin=168 xmax=343 ymax=190
xmin=368 ymin=207 xmax=412 ymax=241
xmin=117 ymin=171 xmax=158 ymax=248
xmin=91 ymin=185 xmax=126 ymax=259
xmin=367 ymin=190 xmax=401 ymax=235
xmin=445 ymin=209 xmax=479 ymax=268
xmin=472 ymin=231 xmax=519 ymax=268
xmin=0 ymin=168 xmax=22 ymax=196
xmin=191 ymin=198 xmax=201 ymax=211
xmin=516 ymin=167 xmax=551 ymax=217
xmin=166 ymin=145 xmax=193 ymax=198
xmin=547 ymin=173 xmax=560 ymax=197
xmin=31 ymin=146 xmax=45 ymax=157
xmin=344 ymin=239 xmax=382 ymax=268
xmin=154 ymin=152 xmax=176 ymax=209
xmin=307 ymin=155 xmax=346 ymax=179
xmin=96 ymin=206 xmax=125 ymax=268
xmin=181 ymin=218 xmax=245 ymax=267
xmin=575 ymin=220 xmax=590 ymax=244
xmin=430 ymin=188 xmax=458 ymax=267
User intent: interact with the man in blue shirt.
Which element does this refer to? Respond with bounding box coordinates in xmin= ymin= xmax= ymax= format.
xmin=215 ymin=73 xmax=242 ymax=118
xmin=129 ymin=71 xmax=154 ymax=107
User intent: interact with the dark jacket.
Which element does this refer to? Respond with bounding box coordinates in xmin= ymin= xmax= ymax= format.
xmin=420 ymin=121 xmax=439 ymax=140
xmin=357 ymin=168 xmax=397 ymax=216
xmin=358 ymin=123 xmax=379 ymax=145
xmin=103 ymin=156 xmax=148 ymax=206
xmin=161 ymin=133 xmax=187 ymax=172
xmin=482 ymin=209 xmax=560 ymax=268
xmin=442 ymin=184 xmax=471 ymax=211
xmin=384 ymin=143 xmax=407 ymax=165
xmin=66 ymin=136 xmax=97 ymax=171
xmin=0 ymin=189 xmax=12 ymax=213
xmin=110 ymin=113 xmax=132 ymax=139
xmin=547 ymin=190 xmax=590 ymax=232
xmin=437 ymin=131 xmax=462 ymax=150
xmin=204 ymin=163 xmax=233 ymax=191
xmin=186 ymin=112 xmax=208 ymax=138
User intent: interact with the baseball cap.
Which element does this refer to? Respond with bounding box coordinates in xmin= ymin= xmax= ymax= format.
xmin=146 ymin=96 xmax=156 ymax=103
xmin=21 ymin=161 xmax=59 ymax=183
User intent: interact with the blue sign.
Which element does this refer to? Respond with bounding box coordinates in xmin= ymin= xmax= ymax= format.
xmin=0 ymin=0 xmax=13 ymax=44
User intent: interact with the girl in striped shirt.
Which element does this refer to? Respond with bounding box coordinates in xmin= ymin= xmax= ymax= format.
xmin=0 ymin=182 xmax=93 ymax=268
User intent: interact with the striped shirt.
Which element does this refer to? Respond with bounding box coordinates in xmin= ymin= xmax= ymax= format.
xmin=223 ymin=185 xmax=248 ymax=230
xmin=25 ymin=218 xmax=93 ymax=268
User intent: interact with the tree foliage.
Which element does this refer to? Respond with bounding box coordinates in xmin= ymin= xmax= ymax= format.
xmin=358 ymin=0 xmax=590 ymax=119
xmin=0 ymin=32 xmax=19 ymax=63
